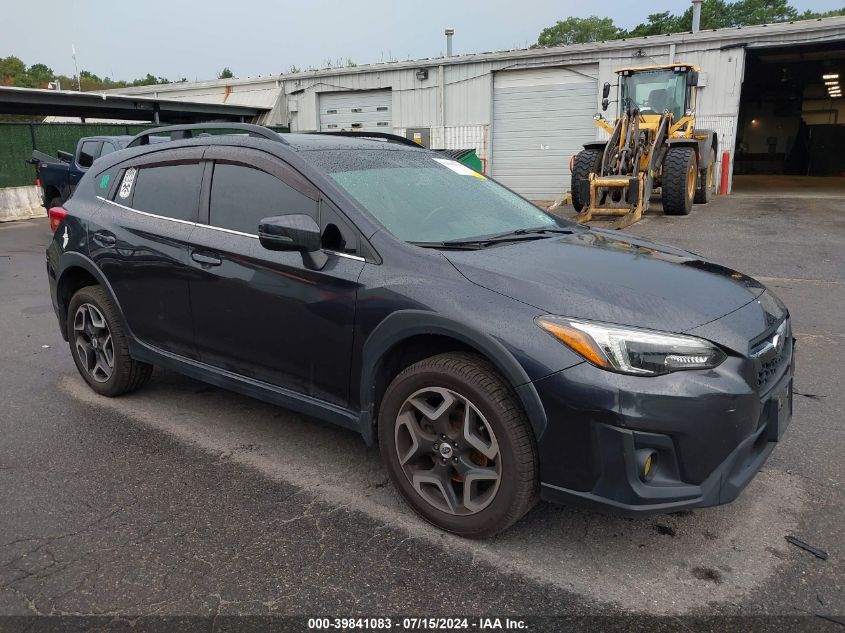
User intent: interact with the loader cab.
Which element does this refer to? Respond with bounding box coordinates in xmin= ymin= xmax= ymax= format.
xmin=615 ymin=65 xmax=699 ymax=121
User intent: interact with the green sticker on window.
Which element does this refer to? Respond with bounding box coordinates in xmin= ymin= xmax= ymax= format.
xmin=99 ymin=173 xmax=110 ymax=189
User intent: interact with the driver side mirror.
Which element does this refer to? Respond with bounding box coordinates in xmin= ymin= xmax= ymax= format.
xmin=601 ymin=98 xmax=610 ymax=111
xmin=687 ymin=70 xmax=699 ymax=87
xmin=602 ymin=82 xmax=611 ymax=99
xmin=259 ymin=214 xmax=327 ymax=270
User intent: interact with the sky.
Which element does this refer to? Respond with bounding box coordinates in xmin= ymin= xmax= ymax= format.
xmin=4 ymin=0 xmax=844 ymax=81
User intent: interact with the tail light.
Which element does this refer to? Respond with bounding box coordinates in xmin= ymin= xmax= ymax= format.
xmin=48 ymin=206 xmax=67 ymax=232
xmin=35 ymin=178 xmax=41 ymax=187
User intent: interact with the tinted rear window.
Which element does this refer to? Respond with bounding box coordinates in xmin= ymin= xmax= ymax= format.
xmin=126 ymin=163 xmax=202 ymax=222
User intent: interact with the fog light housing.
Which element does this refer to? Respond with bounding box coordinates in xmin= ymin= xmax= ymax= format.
xmin=636 ymin=449 xmax=658 ymax=482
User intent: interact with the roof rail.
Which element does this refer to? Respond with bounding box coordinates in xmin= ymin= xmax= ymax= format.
xmin=127 ymin=122 xmax=285 ymax=148
xmin=314 ymin=130 xmax=422 ymax=148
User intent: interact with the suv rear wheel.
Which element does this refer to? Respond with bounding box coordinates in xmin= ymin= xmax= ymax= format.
xmin=378 ymin=352 xmax=538 ymax=537
xmin=67 ymin=286 xmax=152 ymax=396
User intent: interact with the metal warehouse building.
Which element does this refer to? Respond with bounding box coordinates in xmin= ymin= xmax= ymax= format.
xmin=108 ymin=16 xmax=845 ymax=200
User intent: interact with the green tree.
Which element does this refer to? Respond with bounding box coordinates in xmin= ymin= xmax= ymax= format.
xmin=537 ymin=16 xmax=622 ymax=46
xmin=730 ymin=0 xmax=798 ymax=25
xmin=27 ymin=63 xmax=55 ymax=87
xmin=218 ymin=67 xmax=234 ymax=79
xmin=625 ymin=11 xmax=684 ymax=37
xmin=130 ymin=73 xmax=169 ymax=87
xmin=0 ymin=56 xmax=27 ymax=85
xmin=627 ymin=0 xmax=733 ymax=35
xmin=538 ymin=0 xmax=838 ymax=45
xmin=799 ymin=7 xmax=845 ymax=17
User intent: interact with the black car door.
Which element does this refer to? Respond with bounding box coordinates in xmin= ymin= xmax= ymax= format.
xmin=89 ymin=147 xmax=204 ymax=358
xmin=187 ymin=146 xmax=365 ymax=407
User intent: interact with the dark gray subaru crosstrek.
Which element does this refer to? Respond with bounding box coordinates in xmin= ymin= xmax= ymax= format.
xmin=46 ymin=124 xmax=794 ymax=537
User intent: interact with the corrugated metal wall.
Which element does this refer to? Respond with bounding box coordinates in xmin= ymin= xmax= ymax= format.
xmin=276 ymin=44 xmax=752 ymax=198
xmin=99 ymin=18 xmax=845 ymax=193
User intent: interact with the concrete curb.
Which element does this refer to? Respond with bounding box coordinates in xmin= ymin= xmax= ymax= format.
xmin=0 ymin=186 xmax=47 ymax=223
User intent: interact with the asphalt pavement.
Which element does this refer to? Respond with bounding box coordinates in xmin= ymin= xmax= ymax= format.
xmin=0 ymin=193 xmax=842 ymax=628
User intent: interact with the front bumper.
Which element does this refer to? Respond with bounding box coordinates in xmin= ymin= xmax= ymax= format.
xmin=533 ymin=340 xmax=794 ymax=515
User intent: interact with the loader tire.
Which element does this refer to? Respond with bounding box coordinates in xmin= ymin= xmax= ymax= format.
xmin=662 ymin=147 xmax=697 ymax=215
xmin=571 ymin=149 xmax=602 ymax=212
xmin=694 ymin=147 xmax=716 ymax=204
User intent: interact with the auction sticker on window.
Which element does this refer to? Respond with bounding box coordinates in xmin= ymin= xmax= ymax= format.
xmin=118 ymin=167 xmax=137 ymax=199
xmin=432 ymin=158 xmax=486 ymax=179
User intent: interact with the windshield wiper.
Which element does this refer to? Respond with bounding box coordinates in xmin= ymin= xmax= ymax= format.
xmin=410 ymin=227 xmax=576 ymax=250
xmin=409 ymin=240 xmax=487 ymax=250
xmin=510 ymin=226 xmax=577 ymax=236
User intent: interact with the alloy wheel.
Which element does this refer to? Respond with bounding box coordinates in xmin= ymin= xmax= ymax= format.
xmin=394 ymin=387 xmax=501 ymax=516
xmin=73 ymin=303 xmax=114 ymax=383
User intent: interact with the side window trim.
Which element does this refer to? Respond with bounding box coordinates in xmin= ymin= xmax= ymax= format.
xmin=105 ymin=154 xmax=205 ymax=223
xmin=203 ymin=146 xmax=320 ymax=200
xmin=205 ymin=158 xmax=320 ymax=236
xmin=98 ymin=195 xmax=200 ymax=227
xmin=199 ymin=158 xmax=369 ymax=261
xmin=198 ymin=159 xmax=213 ymax=225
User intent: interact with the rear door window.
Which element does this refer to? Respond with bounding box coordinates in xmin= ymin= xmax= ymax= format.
xmin=209 ymin=163 xmax=318 ymax=235
xmin=116 ymin=163 xmax=202 ymax=223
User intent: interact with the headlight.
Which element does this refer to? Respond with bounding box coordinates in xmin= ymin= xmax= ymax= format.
xmin=536 ymin=316 xmax=726 ymax=376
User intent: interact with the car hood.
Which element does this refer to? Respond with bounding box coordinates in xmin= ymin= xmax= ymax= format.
xmin=445 ymin=229 xmax=766 ymax=337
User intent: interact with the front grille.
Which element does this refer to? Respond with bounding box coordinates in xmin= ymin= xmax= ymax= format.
xmin=752 ymin=318 xmax=790 ymax=388
xmin=757 ymin=354 xmax=784 ymax=387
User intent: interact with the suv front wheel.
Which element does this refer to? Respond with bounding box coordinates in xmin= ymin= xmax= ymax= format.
xmin=378 ymin=352 xmax=538 ymax=537
xmin=67 ymin=286 xmax=153 ymax=397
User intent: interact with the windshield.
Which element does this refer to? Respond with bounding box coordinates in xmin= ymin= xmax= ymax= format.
xmin=306 ymin=149 xmax=570 ymax=243
xmin=620 ymin=70 xmax=687 ymax=120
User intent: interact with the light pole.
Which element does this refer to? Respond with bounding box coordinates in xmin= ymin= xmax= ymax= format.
xmin=72 ymin=45 xmax=81 ymax=91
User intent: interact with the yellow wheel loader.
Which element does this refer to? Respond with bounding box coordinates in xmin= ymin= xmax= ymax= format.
xmin=571 ymin=64 xmax=718 ymax=229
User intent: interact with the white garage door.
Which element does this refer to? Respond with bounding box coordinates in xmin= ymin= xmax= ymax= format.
xmin=492 ymin=66 xmax=598 ymax=200
xmin=319 ymin=90 xmax=392 ymax=133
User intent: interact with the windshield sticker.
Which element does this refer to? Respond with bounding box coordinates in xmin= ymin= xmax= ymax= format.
xmin=118 ymin=168 xmax=137 ymax=199
xmin=433 ymin=158 xmax=486 ymax=179
xmin=99 ymin=173 xmax=110 ymax=189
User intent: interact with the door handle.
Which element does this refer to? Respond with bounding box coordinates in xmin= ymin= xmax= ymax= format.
xmin=191 ymin=250 xmax=222 ymax=266
xmin=92 ymin=231 xmax=116 ymax=247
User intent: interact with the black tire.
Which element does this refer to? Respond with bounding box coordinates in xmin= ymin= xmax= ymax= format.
xmin=67 ymin=285 xmax=152 ymax=397
xmin=571 ymin=149 xmax=602 ymax=212
xmin=378 ymin=352 xmax=538 ymax=538
xmin=661 ymin=146 xmax=697 ymax=215
xmin=694 ymin=147 xmax=716 ymax=204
